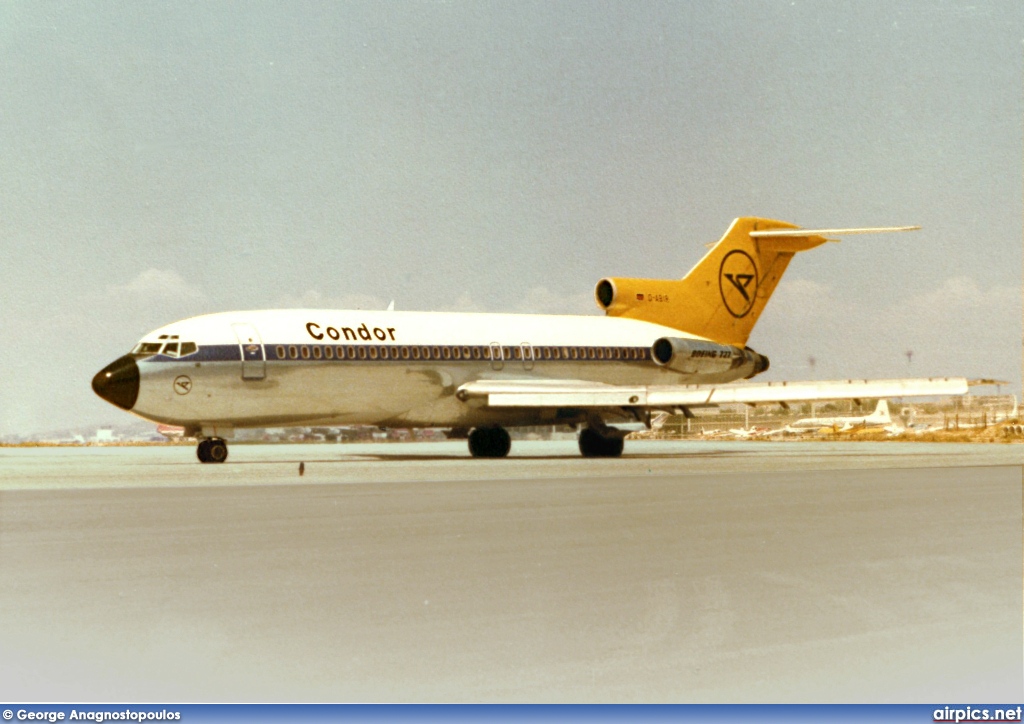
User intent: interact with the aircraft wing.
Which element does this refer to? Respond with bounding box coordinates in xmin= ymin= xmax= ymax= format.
xmin=456 ymin=377 xmax=970 ymax=409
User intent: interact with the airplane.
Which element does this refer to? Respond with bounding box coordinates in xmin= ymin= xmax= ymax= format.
xmin=91 ymin=217 xmax=971 ymax=463
xmin=155 ymin=423 xmax=185 ymax=439
xmin=786 ymin=399 xmax=896 ymax=433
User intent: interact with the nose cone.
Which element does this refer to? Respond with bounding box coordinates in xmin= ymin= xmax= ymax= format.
xmin=92 ymin=355 xmax=140 ymax=410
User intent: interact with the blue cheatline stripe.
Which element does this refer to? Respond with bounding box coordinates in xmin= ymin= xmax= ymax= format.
xmin=0 ymin=704 xmax=1011 ymax=722
xmin=144 ymin=343 xmax=654 ymax=364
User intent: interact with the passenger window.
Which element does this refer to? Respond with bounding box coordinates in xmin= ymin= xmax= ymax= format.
xmin=462 ymin=346 xmax=471 ymax=359
xmin=442 ymin=347 xmax=451 ymax=360
xmin=471 ymin=347 xmax=482 ymax=360
xmin=347 ymin=346 xmax=356 ymax=359
xmin=289 ymin=346 xmax=298 ymax=359
xmin=357 ymin=347 xmax=367 ymax=360
xmin=432 ymin=346 xmax=441 ymax=359
xmin=452 ymin=347 xmax=461 ymax=360
xmin=301 ymin=346 xmax=310 ymax=359
xmin=369 ymin=346 xmax=378 ymax=360
xmin=276 ymin=345 xmax=285 ymax=359
xmin=162 ymin=343 xmax=179 ymax=357
xmin=324 ymin=346 xmax=334 ymax=360
xmin=412 ymin=347 xmax=421 ymax=360
xmin=512 ymin=347 xmax=521 ymax=360
xmin=313 ymin=346 xmax=322 ymax=359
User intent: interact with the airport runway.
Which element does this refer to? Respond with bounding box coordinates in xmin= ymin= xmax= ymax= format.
xmin=0 ymin=441 xmax=1021 ymax=702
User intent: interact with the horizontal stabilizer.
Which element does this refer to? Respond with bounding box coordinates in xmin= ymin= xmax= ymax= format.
xmin=749 ymin=226 xmax=920 ymax=241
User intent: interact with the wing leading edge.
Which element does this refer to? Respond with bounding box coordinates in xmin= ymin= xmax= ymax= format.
xmin=456 ymin=377 xmax=970 ymax=409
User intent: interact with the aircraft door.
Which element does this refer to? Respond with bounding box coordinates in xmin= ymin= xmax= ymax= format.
xmin=232 ymin=323 xmax=266 ymax=380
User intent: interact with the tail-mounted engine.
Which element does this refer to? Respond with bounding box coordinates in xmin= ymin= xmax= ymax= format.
xmin=651 ymin=337 xmax=769 ymax=380
xmin=595 ymin=277 xmax=683 ymax=317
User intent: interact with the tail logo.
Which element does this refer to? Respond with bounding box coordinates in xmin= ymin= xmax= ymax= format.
xmin=719 ymin=250 xmax=758 ymax=317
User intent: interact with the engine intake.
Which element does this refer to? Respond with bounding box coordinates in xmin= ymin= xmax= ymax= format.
xmin=595 ymin=279 xmax=615 ymax=309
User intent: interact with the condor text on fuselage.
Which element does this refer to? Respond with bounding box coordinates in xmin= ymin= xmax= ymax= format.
xmin=92 ymin=217 xmax=969 ymax=462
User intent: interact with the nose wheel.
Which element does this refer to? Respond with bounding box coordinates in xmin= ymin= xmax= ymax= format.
xmin=197 ymin=438 xmax=229 ymax=463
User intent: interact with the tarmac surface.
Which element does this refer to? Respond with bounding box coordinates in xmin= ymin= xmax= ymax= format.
xmin=0 ymin=440 xmax=1021 ymax=702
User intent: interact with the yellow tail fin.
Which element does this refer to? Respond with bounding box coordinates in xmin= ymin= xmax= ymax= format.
xmin=595 ymin=217 xmax=912 ymax=346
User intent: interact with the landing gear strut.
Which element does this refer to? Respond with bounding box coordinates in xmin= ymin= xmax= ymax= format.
xmin=578 ymin=427 xmax=625 ymax=458
xmin=197 ymin=438 xmax=228 ymax=463
xmin=468 ymin=426 xmax=512 ymax=458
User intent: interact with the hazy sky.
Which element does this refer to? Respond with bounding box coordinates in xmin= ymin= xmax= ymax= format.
xmin=1 ymin=1 xmax=1021 ymax=435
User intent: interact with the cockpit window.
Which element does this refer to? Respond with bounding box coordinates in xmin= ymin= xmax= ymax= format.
xmin=133 ymin=342 xmax=163 ymax=355
xmin=132 ymin=340 xmax=196 ymax=358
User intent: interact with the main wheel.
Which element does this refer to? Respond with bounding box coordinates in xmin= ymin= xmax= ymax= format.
xmin=578 ymin=427 xmax=624 ymax=458
xmin=491 ymin=427 xmax=511 ymax=457
xmin=208 ymin=438 xmax=228 ymax=463
xmin=197 ymin=438 xmax=228 ymax=463
xmin=468 ymin=426 xmax=512 ymax=458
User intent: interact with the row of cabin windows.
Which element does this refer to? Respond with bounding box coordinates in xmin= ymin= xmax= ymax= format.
xmin=133 ymin=341 xmax=198 ymax=358
xmin=273 ymin=344 xmax=651 ymax=362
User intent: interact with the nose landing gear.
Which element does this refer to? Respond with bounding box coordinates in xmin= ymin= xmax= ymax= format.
xmin=197 ymin=438 xmax=229 ymax=463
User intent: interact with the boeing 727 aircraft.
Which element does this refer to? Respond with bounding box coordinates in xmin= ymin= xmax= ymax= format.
xmin=92 ymin=217 xmax=969 ymax=462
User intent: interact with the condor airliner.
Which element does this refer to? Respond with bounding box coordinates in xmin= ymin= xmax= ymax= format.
xmin=92 ymin=217 xmax=969 ymax=462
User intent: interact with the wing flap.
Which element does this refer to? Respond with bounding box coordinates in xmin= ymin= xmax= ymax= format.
xmin=458 ymin=377 xmax=969 ymax=409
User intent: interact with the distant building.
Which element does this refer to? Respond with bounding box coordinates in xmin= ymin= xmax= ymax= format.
xmin=94 ymin=428 xmax=120 ymax=443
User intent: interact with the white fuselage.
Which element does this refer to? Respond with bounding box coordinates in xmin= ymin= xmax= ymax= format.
xmin=788 ymin=403 xmax=891 ymax=431
xmin=119 ymin=309 xmax=761 ymax=434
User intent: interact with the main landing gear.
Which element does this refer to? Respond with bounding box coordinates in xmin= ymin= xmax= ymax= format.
xmin=197 ymin=438 xmax=228 ymax=464
xmin=468 ymin=426 xmax=512 ymax=458
xmin=578 ymin=426 xmax=625 ymax=458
